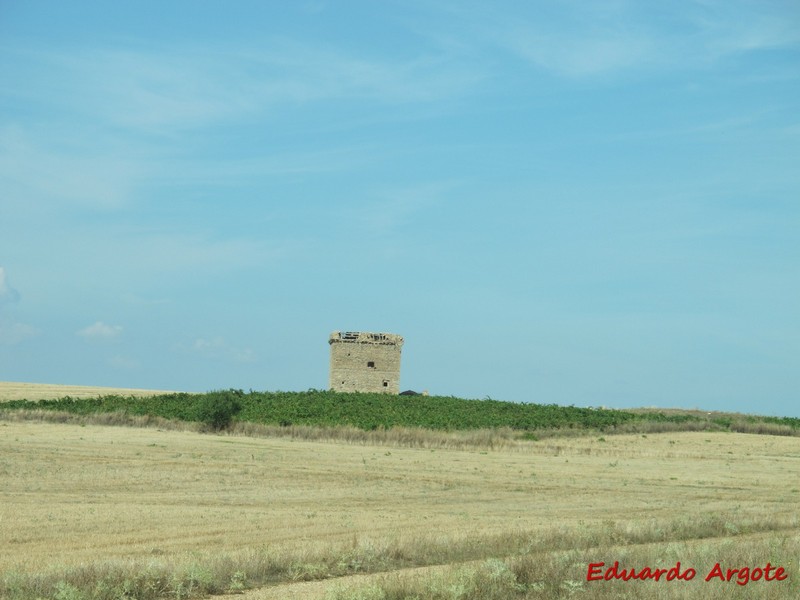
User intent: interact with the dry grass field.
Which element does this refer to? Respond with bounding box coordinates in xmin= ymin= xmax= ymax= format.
xmin=0 ymin=381 xmax=176 ymax=402
xmin=1 ymin=413 xmax=798 ymax=599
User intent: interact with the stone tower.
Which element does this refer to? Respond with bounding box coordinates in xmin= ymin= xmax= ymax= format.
xmin=329 ymin=331 xmax=403 ymax=394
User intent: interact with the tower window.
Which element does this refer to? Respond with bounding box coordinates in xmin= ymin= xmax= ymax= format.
xmin=367 ymin=361 xmax=375 ymax=368
xmin=383 ymin=381 xmax=388 ymax=387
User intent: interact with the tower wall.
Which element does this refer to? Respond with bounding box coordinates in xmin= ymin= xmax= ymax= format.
xmin=329 ymin=331 xmax=403 ymax=394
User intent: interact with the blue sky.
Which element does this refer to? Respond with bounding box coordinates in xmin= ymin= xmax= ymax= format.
xmin=1 ymin=1 xmax=798 ymax=416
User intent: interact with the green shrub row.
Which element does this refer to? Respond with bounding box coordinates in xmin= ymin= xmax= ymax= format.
xmin=2 ymin=390 xmax=797 ymax=434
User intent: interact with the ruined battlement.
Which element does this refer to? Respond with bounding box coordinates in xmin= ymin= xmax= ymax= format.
xmin=329 ymin=331 xmax=404 ymax=346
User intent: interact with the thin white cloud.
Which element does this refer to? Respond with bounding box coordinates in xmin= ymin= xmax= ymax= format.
xmin=687 ymin=3 xmax=800 ymax=58
xmin=0 ymin=125 xmax=140 ymax=211
xmin=2 ymin=39 xmax=481 ymax=136
xmin=0 ymin=267 xmax=35 ymax=345
xmin=108 ymin=355 xmax=140 ymax=370
xmin=121 ymin=293 xmax=171 ymax=306
xmin=0 ymin=38 xmax=480 ymax=213
xmin=0 ymin=267 xmax=20 ymax=304
xmin=505 ymin=31 xmax=653 ymax=77
xmin=159 ymin=145 xmax=375 ymax=185
xmin=353 ymin=180 xmax=459 ymax=235
xmin=189 ymin=337 xmax=256 ymax=363
xmin=131 ymin=233 xmax=291 ymax=274
xmin=0 ymin=321 xmax=38 ymax=345
xmin=77 ymin=321 xmax=123 ymax=340
xmin=435 ymin=1 xmax=800 ymax=78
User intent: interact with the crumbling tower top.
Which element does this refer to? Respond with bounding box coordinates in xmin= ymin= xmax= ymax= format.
xmin=329 ymin=331 xmax=404 ymax=346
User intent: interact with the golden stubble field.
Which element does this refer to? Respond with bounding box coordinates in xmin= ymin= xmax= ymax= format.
xmin=0 ymin=381 xmax=175 ymax=402
xmin=1 ymin=416 xmax=798 ymax=599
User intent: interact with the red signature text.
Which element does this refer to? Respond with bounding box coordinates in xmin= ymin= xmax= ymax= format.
xmin=587 ymin=562 xmax=788 ymax=586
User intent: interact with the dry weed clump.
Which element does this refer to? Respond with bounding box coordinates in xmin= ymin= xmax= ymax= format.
xmin=230 ymin=421 xmax=524 ymax=450
xmin=729 ymin=420 xmax=797 ymax=436
xmin=613 ymin=419 xmax=721 ymax=435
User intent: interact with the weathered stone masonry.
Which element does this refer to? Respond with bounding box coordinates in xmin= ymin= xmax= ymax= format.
xmin=329 ymin=331 xmax=403 ymax=394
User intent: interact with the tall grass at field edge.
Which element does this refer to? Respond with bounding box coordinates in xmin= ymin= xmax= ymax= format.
xmin=2 ymin=514 xmax=796 ymax=600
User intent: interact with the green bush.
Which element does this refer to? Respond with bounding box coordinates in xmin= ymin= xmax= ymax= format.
xmin=194 ymin=391 xmax=242 ymax=431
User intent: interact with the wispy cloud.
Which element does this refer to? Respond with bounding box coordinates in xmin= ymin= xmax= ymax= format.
xmin=0 ymin=267 xmax=36 ymax=345
xmin=121 ymin=293 xmax=171 ymax=307
xmin=125 ymin=233 xmax=293 ymax=275
xmin=156 ymin=145 xmax=376 ymax=186
xmin=0 ymin=125 xmax=139 ymax=210
xmin=432 ymin=1 xmax=800 ymax=78
xmin=0 ymin=321 xmax=38 ymax=345
xmin=0 ymin=36 xmax=481 ymax=213
xmin=77 ymin=321 xmax=123 ymax=340
xmin=187 ymin=337 xmax=256 ymax=363
xmin=352 ymin=181 xmax=459 ymax=235
xmin=0 ymin=267 xmax=20 ymax=304
xmin=505 ymin=31 xmax=653 ymax=77
xmin=491 ymin=1 xmax=657 ymax=78
xmin=687 ymin=2 xmax=800 ymax=58
xmin=107 ymin=355 xmax=140 ymax=370
xmin=2 ymin=39 xmax=481 ymax=136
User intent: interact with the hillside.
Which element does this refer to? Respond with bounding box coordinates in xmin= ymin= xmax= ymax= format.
xmin=1 ymin=385 xmax=798 ymax=438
